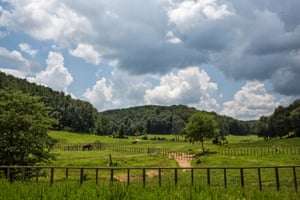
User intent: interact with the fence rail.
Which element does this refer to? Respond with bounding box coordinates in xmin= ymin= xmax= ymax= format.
xmin=54 ymin=142 xmax=300 ymax=157
xmin=216 ymin=147 xmax=300 ymax=156
xmin=0 ymin=165 xmax=299 ymax=191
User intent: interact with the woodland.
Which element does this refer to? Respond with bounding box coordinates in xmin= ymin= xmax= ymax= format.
xmin=1 ymin=71 xmax=299 ymax=139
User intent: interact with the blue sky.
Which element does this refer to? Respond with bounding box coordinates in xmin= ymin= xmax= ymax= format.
xmin=0 ymin=0 xmax=299 ymax=120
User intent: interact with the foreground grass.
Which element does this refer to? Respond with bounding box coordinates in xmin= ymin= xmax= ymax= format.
xmin=0 ymin=180 xmax=299 ymax=200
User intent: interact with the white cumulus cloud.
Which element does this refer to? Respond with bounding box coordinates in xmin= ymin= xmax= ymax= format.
xmin=0 ymin=0 xmax=94 ymax=45
xmin=0 ymin=46 xmax=32 ymax=74
xmin=221 ymin=81 xmax=279 ymax=120
xmin=69 ymin=43 xmax=101 ymax=65
xmin=19 ymin=43 xmax=38 ymax=57
xmin=145 ymin=66 xmax=219 ymax=111
xmin=84 ymin=67 xmax=151 ymax=111
xmin=83 ymin=78 xmax=118 ymax=111
xmin=168 ymin=0 xmax=233 ymax=31
xmin=28 ymin=51 xmax=73 ymax=92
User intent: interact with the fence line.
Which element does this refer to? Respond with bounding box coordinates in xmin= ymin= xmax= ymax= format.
xmin=0 ymin=165 xmax=299 ymax=191
xmin=54 ymin=142 xmax=300 ymax=157
xmin=216 ymin=147 xmax=300 ymax=156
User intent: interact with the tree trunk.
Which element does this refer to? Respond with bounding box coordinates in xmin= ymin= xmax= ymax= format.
xmin=201 ymin=140 xmax=205 ymax=153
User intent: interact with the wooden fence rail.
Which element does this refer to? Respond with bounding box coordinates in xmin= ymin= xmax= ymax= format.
xmin=0 ymin=166 xmax=299 ymax=191
xmin=54 ymin=143 xmax=300 ymax=157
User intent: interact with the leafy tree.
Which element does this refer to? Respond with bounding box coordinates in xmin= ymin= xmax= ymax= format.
xmin=290 ymin=107 xmax=300 ymax=136
xmin=254 ymin=116 xmax=271 ymax=139
xmin=0 ymin=90 xmax=57 ymax=171
xmin=184 ymin=112 xmax=220 ymax=152
xmin=269 ymin=106 xmax=290 ymax=138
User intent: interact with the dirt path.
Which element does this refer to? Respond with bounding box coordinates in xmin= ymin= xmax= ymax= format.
xmin=167 ymin=153 xmax=194 ymax=171
xmin=114 ymin=153 xmax=195 ymax=182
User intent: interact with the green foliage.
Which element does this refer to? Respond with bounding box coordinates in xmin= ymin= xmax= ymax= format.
xmin=0 ymin=72 xmax=98 ymax=133
xmin=99 ymin=105 xmax=254 ymax=136
xmin=0 ymin=72 xmax=256 ymax=136
xmin=255 ymin=99 xmax=300 ymax=138
xmin=184 ymin=112 xmax=220 ymax=152
xmin=0 ymin=89 xmax=57 ymax=180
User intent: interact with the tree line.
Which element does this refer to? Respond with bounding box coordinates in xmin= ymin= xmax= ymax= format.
xmin=3 ymin=71 xmax=299 ymax=139
xmin=0 ymin=72 xmax=98 ymax=133
xmin=254 ymin=99 xmax=300 ymax=139
xmin=98 ymin=105 xmax=255 ymax=137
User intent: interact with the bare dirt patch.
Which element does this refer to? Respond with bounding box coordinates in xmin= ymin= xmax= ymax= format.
xmin=167 ymin=153 xmax=194 ymax=171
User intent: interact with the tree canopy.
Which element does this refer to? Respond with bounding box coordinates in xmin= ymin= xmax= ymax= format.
xmin=254 ymin=100 xmax=300 ymax=138
xmin=184 ymin=112 xmax=220 ymax=152
xmin=0 ymin=71 xmax=261 ymax=136
xmin=0 ymin=89 xmax=57 ymax=167
xmin=0 ymin=72 xmax=98 ymax=133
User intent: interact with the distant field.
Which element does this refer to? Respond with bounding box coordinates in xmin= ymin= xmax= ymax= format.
xmin=48 ymin=131 xmax=300 ymax=168
xmin=1 ymin=131 xmax=299 ymax=200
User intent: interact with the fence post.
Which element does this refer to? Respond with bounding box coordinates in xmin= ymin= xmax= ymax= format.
xmin=50 ymin=168 xmax=54 ymax=186
xmin=36 ymin=167 xmax=39 ymax=183
xmin=80 ymin=168 xmax=84 ymax=185
xmin=258 ymin=168 xmax=262 ymax=191
xmin=96 ymin=168 xmax=99 ymax=185
xmin=65 ymin=168 xmax=69 ymax=180
xmin=127 ymin=169 xmax=130 ymax=186
xmin=22 ymin=167 xmax=25 ymax=182
xmin=207 ymin=168 xmax=211 ymax=186
xmin=6 ymin=167 xmax=10 ymax=182
xmin=240 ymin=168 xmax=244 ymax=188
xmin=191 ymin=168 xmax=194 ymax=186
xmin=110 ymin=169 xmax=114 ymax=183
xmin=224 ymin=168 xmax=227 ymax=188
xmin=275 ymin=167 xmax=280 ymax=190
xmin=158 ymin=168 xmax=162 ymax=187
xmin=275 ymin=167 xmax=280 ymax=191
xmin=174 ymin=168 xmax=178 ymax=186
xmin=143 ymin=168 xmax=146 ymax=187
xmin=293 ymin=166 xmax=298 ymax=192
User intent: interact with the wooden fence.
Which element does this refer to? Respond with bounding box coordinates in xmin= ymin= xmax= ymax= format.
xmin=54 ymin=142 xmax=300 ymax=157
xmin=0 ymin=166 xmax=299 ymax=191
xmin=216 ymin=147 xmax=300 ymax=156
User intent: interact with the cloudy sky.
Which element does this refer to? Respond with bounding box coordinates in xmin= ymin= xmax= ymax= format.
xmin=0 ymin=0 xmax=299 ymax=120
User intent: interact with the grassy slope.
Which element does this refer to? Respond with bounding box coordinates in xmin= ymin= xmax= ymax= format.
xmin=48 ymin=131 xmax=300 ymax=167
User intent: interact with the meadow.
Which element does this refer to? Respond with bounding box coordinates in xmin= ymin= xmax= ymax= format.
xmin=1 ymin=131 xmax=299 ymax=199
xmin=0 ymin=179 xmax=299 ymax=200
xmin=48 ymin=131 xmax=300 ymax=167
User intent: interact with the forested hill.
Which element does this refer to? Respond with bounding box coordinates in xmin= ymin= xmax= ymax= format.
xmin=0 ymin=72 xmax=98 ymax=133
xmin=98 ymin=105 xmax=255 ymax=136
xmin=0 ymin=71 xmax=254 ymax=135
xmin=255 ymin=99 xmax=300 ymax=138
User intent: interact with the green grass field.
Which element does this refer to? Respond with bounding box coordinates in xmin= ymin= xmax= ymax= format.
xmin=48 ymin=131 xmax=300 ymax=168
xmin=0 ymin=179 xmax=299 ymax=200
xmin=2 ymin=131 xmax=299 ymax=200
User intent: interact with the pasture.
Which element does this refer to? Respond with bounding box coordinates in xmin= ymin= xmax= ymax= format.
xmin=48 ymin=131 xmax=300 ymax=168
xmin=1 ymin=179 xmax=299 ymax=200
xmin=1 ymin=131 xmax=299 ymax=199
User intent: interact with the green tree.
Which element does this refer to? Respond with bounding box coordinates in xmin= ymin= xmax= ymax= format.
xmin=290 ymin=107 xmax=300 ymax=137
xmin=184 ymin=112 xmax=220 ymax=152
xmin=254 ymin=116 xmax=271 ymax=139
xmin=0 ymin=90 xmax=57 ymax=169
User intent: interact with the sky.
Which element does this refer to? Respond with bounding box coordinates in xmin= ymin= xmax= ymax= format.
xmin=0 ymin=0 xmax=300 ymax=120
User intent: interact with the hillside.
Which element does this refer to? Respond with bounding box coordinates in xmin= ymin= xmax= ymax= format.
xmin=0 ymin=71 xmax=98 ymax=133
xmin=0 ymin=71 xmax=256 ymax=136
xmin=98 ymin=105 xmax=255 ymax=136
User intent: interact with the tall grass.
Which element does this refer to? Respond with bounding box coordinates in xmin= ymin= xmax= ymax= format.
xmin=0 ymin=179 xmax=299 ymax=200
